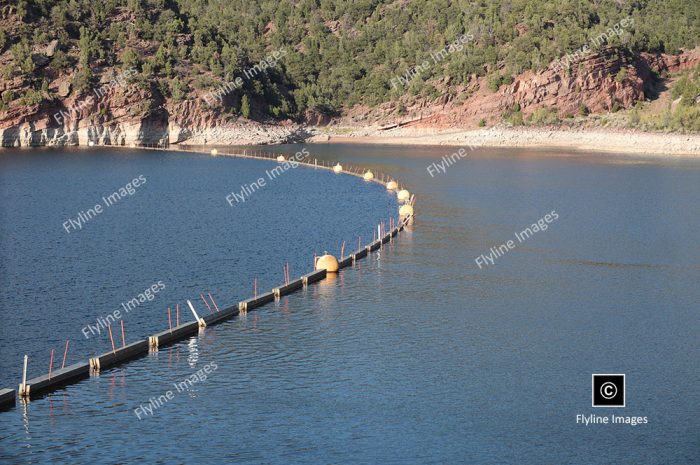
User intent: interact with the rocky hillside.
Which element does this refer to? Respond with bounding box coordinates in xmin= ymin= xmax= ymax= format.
xmin=340 ymin=47 xmax=700 ymax=130
xmin=0 ymin=0 xmax=699 ymax=146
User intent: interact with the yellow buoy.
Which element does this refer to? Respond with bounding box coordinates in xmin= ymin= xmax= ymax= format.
xmin=386 ymin=180 xmax=398 ymax=190
xmin=399 ymin=204 xmax=414 ymax=217
xmin=211 ymin=148 xmax=218 ymax=156
xmin=363 ymin=171 xmax=374 ymax=181
xmin=397 ymin=189 xmax=411 ymax=202
xmin=318 ymin=272 xmax=337 ymax=287
xmin=333 ymin=163 xmax=343 ymax=173
xmin=277 ymin=155 xmax=286 ymax=162
xmin=315 ymin=254 xmax=339 ymax=273
xmin=130 ymin=143 xmax=136 ymax=148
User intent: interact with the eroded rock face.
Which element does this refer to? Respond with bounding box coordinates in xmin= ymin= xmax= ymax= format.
xmin=46 ymin=39 xmax=59 ymax=57
xmin=303 ymin=109 xmax=331 ymax=126
xmin=338 ymin=46 xmax=700 ymax=129
xmin=0 ymin=77 xmax=299 ymax=147
xmin=456 ymin=46 xmax=646 ymax=121
xmin=57 ymin=81 xmax=71 ymax=98
xmin=640 ymin=47 xmax=700 ymax=75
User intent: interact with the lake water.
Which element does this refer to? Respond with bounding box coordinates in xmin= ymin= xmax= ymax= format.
xmin=0 ymin=145 xmax=698 ymax=464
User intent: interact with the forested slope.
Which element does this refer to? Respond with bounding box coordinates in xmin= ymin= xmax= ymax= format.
xmin=1 ymin=0 xmax=699 ymax=140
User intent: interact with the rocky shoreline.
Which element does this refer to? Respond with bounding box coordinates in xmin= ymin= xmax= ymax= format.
xmin=2 ymin=122 xmax=699 ymax=156
xmin=5 ymin=122 xmax=695 ymax=158
xmin=305 ymin=126 xmax=700 ymax=156
xmin=0 ymin=120 xmax=305 ymax=147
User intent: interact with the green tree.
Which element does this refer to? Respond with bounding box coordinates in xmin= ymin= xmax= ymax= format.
xmin=50 ymin=49 xmax=70 ymax=71
xmin=73 ymin=68 xmax=94 ymax=93
xmin=79 ymin=26 xmax=95 ymax=67
xmin=170 ymin=78 xmax=188 ymax=101
xmin=2 ymin=90 xmax=15 ymax=104
xmin=121 ymin=48 xmax=141 ymax=71
xmin=241 ymin=94 xmax=251 ymax=118
xmin=11 ymin=38 xmax=35 ymax=75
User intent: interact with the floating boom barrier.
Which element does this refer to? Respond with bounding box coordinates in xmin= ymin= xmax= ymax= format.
xmin=0 ymin=144 xmax=415 ymax=410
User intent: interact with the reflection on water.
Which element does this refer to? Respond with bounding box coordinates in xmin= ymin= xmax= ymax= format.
xmin=1 ymin=145 xmax=699 ymax=464
xmin=186 ymin=338 xmax=199 ymax=368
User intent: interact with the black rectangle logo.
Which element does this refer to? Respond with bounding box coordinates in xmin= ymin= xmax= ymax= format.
xmin=592 ymin=374 xmax=625 ymax=407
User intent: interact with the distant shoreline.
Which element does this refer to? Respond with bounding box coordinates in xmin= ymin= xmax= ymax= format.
xmin=3 ymin=125 xmax=700 ymax=157
xmin=304 ymin=126 xmax=700 ymax=157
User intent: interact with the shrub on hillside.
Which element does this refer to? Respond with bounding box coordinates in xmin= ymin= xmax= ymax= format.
xmin=528 ymin=107 xmax=560 ymax=125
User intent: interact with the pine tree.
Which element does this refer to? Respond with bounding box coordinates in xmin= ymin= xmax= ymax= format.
xmin=241 ymin=94 xmax=251 ymax=118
